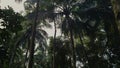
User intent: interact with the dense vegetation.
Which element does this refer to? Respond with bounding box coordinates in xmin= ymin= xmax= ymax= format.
xmin=0 ymin=0 xmax=120 ymax=68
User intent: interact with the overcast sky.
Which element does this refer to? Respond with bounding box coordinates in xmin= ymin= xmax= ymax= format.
xmin=0 ymin=0 xmax=25 ymax=12
xmin=0 ymin=0 xmax=61 ymax=37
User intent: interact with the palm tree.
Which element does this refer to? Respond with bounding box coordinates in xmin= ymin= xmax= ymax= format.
xmin=12 ymin=0 xmax=120 ymax=68
xmin=13 ymin=0 xmax=51 ymax=68
xmin=27 ymin=0 xmax=39 ymax=68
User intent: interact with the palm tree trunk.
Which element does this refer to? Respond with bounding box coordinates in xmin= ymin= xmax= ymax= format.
xmin=68 ymin=18 xmax=76 ymax=68
xmin=28 ymin=0 xmax=39 ymax=68
xmin=70 ymin=27 xmax=76 ymax=68
xmin=53 ymin=19 xmax=57 ymax=68
xmin=24 ymin=38 xmax=30 ymax=68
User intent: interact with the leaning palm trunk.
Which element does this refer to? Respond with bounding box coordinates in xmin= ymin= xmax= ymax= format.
xmin=28 ymin=0 xmax=39 ymax=68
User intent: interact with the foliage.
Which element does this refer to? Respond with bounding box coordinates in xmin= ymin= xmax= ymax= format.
xmin=0 ymin=0 xmax=120 ymax=68
xmin=0 ymin=7 xmax=24 ymax=68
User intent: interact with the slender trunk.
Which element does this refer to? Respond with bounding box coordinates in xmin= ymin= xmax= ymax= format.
xmin=69 ymin=26 xmax=76 ymax=68
xmin=68 ymin=18 xmax=76 ymax=68
xmin=28 ymin=0 xmax=39 ymax=68
xmin=24 ymin=38 xmax=30 ymax=68
xmin=53 ymin=19 xmax=57 ymax=68
xmin=24 ymin=47 xmax=29 ymax=68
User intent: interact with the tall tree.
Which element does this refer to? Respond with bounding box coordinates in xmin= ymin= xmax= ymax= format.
xmin=27 ymin=0 xmax=39 ymax=68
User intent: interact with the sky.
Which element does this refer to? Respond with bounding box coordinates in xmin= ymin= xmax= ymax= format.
xmin=0 ymin=0 xmax=25 ymax=12
xmin=0 ymin=0 xmax=61 ymax=37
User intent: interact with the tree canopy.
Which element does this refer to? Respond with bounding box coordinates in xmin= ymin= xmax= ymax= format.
xmin=0 ymin=0 xmax=120 ymax=68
